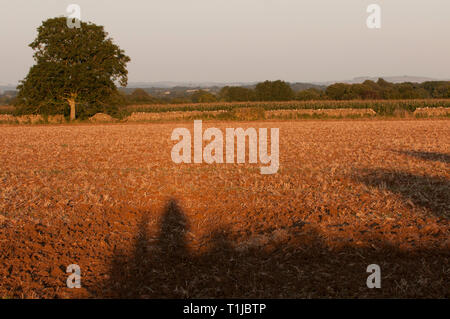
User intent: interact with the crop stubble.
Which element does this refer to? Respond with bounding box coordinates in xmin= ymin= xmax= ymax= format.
xmin=0 ymin=120 xmax=448 ymax=298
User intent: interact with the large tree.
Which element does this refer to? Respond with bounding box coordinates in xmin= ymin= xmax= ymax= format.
xmin=15 ymin=17 xmax=130 ymax=120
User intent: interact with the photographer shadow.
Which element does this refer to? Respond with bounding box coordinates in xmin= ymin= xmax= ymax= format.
xmin=103 ymin=198 xmax=330 ymax=298
xmin=100 ymin=197 xmax=449 ymax=298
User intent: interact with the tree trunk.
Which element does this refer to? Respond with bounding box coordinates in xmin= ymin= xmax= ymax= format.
xmin=68 ymin=98 xmax=76 ymax=121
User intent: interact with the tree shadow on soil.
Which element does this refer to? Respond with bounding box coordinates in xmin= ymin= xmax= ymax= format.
xmin=95 ymin=198 xmax=449 ymax=298
xmin=354 ymin=168 xmax=449 ymax=218
xmin=392 ymin=150 xmax=450 ymax=164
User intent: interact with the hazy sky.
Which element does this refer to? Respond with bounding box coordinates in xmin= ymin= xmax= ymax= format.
xmin=1 ymin=0 xmax=449 ymax=84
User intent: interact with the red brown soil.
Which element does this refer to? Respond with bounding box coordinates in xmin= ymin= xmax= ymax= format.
xmin=0 ymin=120 xmax=448 ymax=298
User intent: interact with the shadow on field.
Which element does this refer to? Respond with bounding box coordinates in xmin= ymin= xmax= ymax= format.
xmin=393 ymin=150 xmax=450 ymax=164
xmin=96 ymin=198 xmax=449 ymax=298
xmin=354 ymin=168 xmax=449 ymax=218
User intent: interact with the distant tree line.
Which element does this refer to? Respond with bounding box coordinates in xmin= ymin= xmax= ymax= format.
xmin=219 ymin=79 xmax=450 ymax=102
xmin=116 ymin=79 xmax=450 ymax=105
xmin=324 ymin=79 xmax=450 ymax=100
xmin=8 ymin=78 xmax=450 ymax=118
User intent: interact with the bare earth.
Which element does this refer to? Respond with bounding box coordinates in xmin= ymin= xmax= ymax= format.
xmin=0 ymin=120 xmax=448 ymax=298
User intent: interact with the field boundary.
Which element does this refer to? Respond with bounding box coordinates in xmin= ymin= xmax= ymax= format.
xmin=1 ymin=103 xmax=449 ymax=125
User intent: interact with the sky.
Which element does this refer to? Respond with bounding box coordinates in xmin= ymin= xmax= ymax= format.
xmin=0 ymin=0 xmax=449 ymax=85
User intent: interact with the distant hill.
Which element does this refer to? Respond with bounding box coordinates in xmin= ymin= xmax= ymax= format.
xmin=0 ymin=84 xmax=17 ymax=95
xmin=329 ymin=76 xmax=447 ymax=85
xmin=126 ymin=81 xmax=257 ymax=89
xmin=126 ymin=77 xmax=448 ymax=90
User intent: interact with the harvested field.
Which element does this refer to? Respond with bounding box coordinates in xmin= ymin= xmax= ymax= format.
xmin=0 ymin=120 xmax=448 ymax=298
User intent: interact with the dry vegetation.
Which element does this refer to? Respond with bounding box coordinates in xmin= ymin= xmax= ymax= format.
xmin=0 ymin=114 xmax=65 ymax=124
xmin=0 ymin=120 xmax=448 ymax=298
xmin=88 ymin=113 xmax=116 ymax=123
xmin=125 ymin=99 xmax=450 ymax=114
xmin=414 ymin=107 xmax=450 ymax=117
xmin=265 ymin=108 xmax=377 ymax=119
xmin=0 ymin=106 xmax=15 ymax=114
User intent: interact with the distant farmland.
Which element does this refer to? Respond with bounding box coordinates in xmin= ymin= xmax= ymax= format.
xmin=124 ymin=99 xmax=450 ymax=115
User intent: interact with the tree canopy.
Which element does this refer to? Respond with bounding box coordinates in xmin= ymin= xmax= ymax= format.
xmin=15 ymin=17 xmax=130 ymax=120
xmin=255 ymin=80 xmax=294 ymax=101
xmin=219 ymin=86 xmax=255 ymax=102
xmin=190 ymin=90 xmax=217 ymax=103
xmin=325 ymin=79 xmax=449 ymax=100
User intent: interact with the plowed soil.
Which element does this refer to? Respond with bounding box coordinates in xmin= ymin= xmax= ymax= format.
xmin=0 ymin=120 xmax=448 ymax=298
